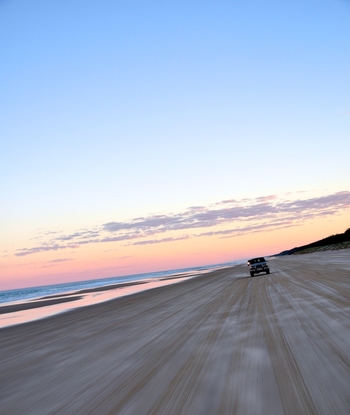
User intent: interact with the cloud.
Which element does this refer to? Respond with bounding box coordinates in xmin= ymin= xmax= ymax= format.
xmin=198 ymin=219 xmax=296 ymax=238
xmin=56 ymin=230 xmax=100 ymax=241
xmin=111 ymin=191 xmax=349 ymax=237
xmin=14 ymin=190 xmax=350 ymax=256
xmin=48 ymin=258 xmax=72 ymax=263
xmin=130 ymin=236 xmax=189 ymax=246
xmin=256 ymin=195 xmax=277 ymax=202
xmin=219 ymin=199 xmax=237 ymax=204
xmin=15 ymin=244 xmax=79 ymax=257
xmin=100 ymin=234 xmax=139 ymax=243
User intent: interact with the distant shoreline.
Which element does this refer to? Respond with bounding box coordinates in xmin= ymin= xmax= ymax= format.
xmin=292 ymin=242 xmax=350 ymax=255
xmin=1 ymin=250 xmax=349 ymax=414
xmin=0 ymin=266 xmax=233 ymax=328
xmin=276 ymin=228 xmax=350 ymax=256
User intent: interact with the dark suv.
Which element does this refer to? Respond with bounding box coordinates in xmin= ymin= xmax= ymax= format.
xmin=247 ymin=257 xmax=270 ymax=277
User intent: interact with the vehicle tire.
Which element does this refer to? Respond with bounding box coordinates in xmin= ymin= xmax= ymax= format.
xmin=250 ymin=272 xmax=254 ymax=277
xmin=266 ymin=270 xmax=270 ymax=274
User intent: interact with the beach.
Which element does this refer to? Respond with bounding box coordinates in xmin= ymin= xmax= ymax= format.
xmin=1 ymin=250 xmax=349 ymax=415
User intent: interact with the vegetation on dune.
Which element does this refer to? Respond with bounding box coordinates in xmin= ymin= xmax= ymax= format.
xmin=277 ymin=228 xmax=350 ymax=256
xmin=293 ymin=240 xmax=350 ymax=255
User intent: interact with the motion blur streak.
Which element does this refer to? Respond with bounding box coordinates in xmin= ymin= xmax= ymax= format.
xmin=1 ymin=250 xmax=349 ymax=414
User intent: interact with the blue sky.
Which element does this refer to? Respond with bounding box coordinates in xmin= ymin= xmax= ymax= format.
xmin=1 ymin=1 xmax=349 ymax=288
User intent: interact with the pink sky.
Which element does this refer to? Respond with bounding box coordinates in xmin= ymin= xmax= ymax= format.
xmin=1 ymin=190 xmax=349 ymax=290
xmin=2 ymin=3 xmax=350 ymax=291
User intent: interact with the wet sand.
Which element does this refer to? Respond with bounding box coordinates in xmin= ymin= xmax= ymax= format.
xmin=0 ymin=296 xmax=84 ymax=315
xmin=0 ymin=250 xmax=349 ymax=414
xmin=0 ymin=281 xmax=150 ymax=314
xmin=0 ymin=275 xmax=196 ymax=328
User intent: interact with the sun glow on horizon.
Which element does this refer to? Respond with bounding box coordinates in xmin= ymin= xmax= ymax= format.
xmin=1 ymin=2 xmax=349 ymax=291
xmin=1 ymin=191 xmax=349 ymax=290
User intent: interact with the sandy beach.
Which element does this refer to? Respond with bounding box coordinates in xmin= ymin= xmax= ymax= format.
xmin=0 ymin=250 xmax=349 ymax=415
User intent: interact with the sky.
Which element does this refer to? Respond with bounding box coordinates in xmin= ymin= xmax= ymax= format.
xmin=1 ymin=0 xmax=349 ymax=290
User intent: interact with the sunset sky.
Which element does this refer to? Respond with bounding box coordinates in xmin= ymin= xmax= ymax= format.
xmin=1 ymin=1 xmax=349 ymax=290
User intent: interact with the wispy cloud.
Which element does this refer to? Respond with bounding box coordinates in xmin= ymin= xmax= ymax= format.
xmin=198 ymin=219 xmax=296 ymax=238
xmin=16 ymin=244 xmax=79 ymax=257
xmin=130 ymin=236 xmax=189 ymax=246
xmin=48 ymin=258 xmax=72 ymax=263
xmin=14 ymin=190 xmax=350 ymax=256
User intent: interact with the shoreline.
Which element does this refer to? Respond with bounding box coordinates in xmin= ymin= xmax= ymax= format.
xmin=0 ymin=267 xmax=225 ymax=329
xmin=1 ymin=251 xmax=349 ymax=414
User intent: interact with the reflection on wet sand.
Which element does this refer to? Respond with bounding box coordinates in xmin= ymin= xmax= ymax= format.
xmin=0 ymin=251 xmax=349 ymax=415
xmin=0 ymin=275 xmax=193 ymax=328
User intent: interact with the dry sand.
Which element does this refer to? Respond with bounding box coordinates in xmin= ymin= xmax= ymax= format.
xmin=0 ymin=250 xmax=349 ymax=415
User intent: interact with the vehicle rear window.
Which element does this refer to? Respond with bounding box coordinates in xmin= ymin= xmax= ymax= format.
xmin=250 ymin=257 xmax=266 ymax=264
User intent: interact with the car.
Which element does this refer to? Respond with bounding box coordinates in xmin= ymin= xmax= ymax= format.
xmin=247 ymin=257 xmax=270 ymax=277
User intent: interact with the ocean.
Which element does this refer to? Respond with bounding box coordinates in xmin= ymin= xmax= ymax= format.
xmin=0 ymin=260 xmax=244 ymax=306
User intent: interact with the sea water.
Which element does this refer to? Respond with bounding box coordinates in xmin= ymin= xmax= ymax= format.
xmin=0 ymin=260 xmax=243 ymax=306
